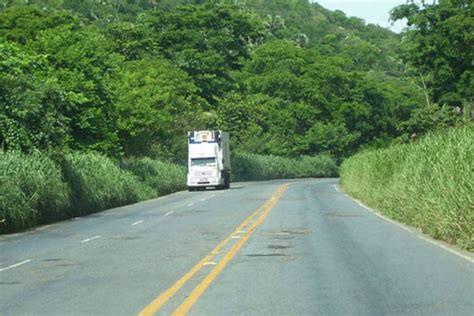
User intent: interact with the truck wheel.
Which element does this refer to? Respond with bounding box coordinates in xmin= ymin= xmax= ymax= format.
xmin=224 ymin=173 xmax=231 ymax=189
xmin=188 ymin=187 xmax=195 ymax=192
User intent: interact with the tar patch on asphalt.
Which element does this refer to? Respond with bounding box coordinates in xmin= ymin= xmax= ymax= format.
xmin=267 ymin=245 xmax=291 ymax=249
xmin=246 ymin=253 xmax=287 ymax=257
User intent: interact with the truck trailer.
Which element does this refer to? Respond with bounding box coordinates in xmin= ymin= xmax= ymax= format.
xmin=187 ymin=130 xmax=231 ymax=191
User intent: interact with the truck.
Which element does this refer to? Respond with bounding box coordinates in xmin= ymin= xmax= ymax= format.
xmin=187 ymin=130 xmax=231 ymax=191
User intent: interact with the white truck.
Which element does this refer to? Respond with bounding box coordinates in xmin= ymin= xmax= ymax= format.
xmin=187 ymin=130 xmax=231 ymax=191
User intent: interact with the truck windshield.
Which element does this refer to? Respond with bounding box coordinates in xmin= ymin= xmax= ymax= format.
xmin=191 ymin=158 xmax=216 ymax=167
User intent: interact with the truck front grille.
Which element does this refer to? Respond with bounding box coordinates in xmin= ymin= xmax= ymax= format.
xmin=194 ymin=171 xmax=214 ymax=177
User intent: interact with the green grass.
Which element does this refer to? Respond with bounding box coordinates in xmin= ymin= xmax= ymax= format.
xmin=0 ymin=151 xmax=188 ymax=234
xmin=232 ymin=152 xmax=338 ymax=181
xmin=0 ymin=151 xmax=69 ymax=233
xmin=60 ymin=152 xmax=155 ymax=216
xmin=121 ymin=157 xmax=186 ymax=196
xmin=340 ymin=126 xmax=474 ymax=251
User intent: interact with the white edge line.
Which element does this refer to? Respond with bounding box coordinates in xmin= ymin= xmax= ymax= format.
xmin=165 ymin=211 xmax=174 ymax=217
xmin=354 ymin=199 xmax=413 ymax=233
xmin=131 ymin=220 xmax=145 ymax=226
xmin=187 ymin=203 xmax=194 ymax=207
xmin=333 ymin=184 xmax=341 ymax=193
xmin=344 ymin=191 xmax=474 ymax=264
xmin=0 ymin=259 xmax=32 ymax=272
xmin=417 ymin=235 xmax=474 ymax=264
xmin=81 ymin=235 xmax=102 ymax=243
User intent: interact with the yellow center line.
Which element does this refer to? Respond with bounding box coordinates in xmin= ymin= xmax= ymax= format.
xmin=172 ymin=184 xmax=288 ymax=315
xmin=138 ymin=184 xmax=288 ymax=316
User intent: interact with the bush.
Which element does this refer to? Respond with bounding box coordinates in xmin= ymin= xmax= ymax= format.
xmin=340 ymin=126 xmax=474 ymax=251
xmin=0 ymin=151 xmax=69 ymax=233
xmin=232 ymin=152 xmax=338 ymax=181
xmin=121 ymin=157 xmax=186 ymax=196
xmin=61 ymin=152 xmax=154 ymax=215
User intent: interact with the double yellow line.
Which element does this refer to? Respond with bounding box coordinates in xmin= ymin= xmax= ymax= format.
xmin=139 ymin=184 xmax=288 ymax=316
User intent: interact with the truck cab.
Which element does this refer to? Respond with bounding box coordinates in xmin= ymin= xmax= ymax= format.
xmin=187 ymin=130 xmax=230 ymax=191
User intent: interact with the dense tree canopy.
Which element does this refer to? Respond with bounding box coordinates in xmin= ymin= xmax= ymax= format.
xmin=0 ymin=0 xmax=468 ymax=163
xmin=391 ymin=0 xmax=473 ymax=114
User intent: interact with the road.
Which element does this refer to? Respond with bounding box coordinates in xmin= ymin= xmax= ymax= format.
xmin=1 ymin=179 xmax=473 ymax=315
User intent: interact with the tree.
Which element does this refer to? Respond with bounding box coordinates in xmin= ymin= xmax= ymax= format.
xmin=391 ymin=0 xmax=473 ymax=116
xmin=27 ymin=25 xmax=124 ymax=155
xmin=0 ymin=41 xmax=70 ymax=151
xmin=113 ymin=57 xmax=207 ymax=161
xmin=0 ymin=5 xmax=80 ymax=44
xmin=303 ymin=122 xmax=357 ymax=159
xmin=242 ymin=40 xmax=308 ymax=101
xmin=141 ymin=3 xmax=263 ymax=104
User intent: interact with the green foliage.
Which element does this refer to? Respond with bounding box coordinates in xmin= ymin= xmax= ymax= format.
xmin=0 ymin=151 xmax=69 ymax=233
xmin=29 ymin=25 xmax=124 ymax=155
xmin=397 ymin=104 xmax=463 ymax=141
xmin=340 ymin=126 xmax=474 ymax=251
xmin=113 ymin=57 xmax=206 ymax=161
xmin=232 ymin=152 xmax=337 ymax=181
xmin=303 ymin=122 xmax=357 ymax=161
xmin=121 ymin=157 xmax=186 ymax=196
xmin=140 ymin=3 xmax=263 ymax=104
xmin=234 ymin=41 xmax=423 ymax=159
xmin=0 ymin=1 xmax=429 ymax=161
xmin=60 ymin=152 xmax=154 ymax=215
xmin=105 ymin=22 xmax=155 ymax=61
xmin=0 ymin=6 xmax=124 ymax=155
xmin=0 ymin=5 xmax=80 ymax=44
xmin=0 ymin=41 xmax=71 ymax=151
xmin=391 ymin=1 xmax=473 ymax=111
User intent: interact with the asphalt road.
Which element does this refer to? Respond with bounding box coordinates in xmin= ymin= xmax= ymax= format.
xmin=1 ymin=179 xmax=473 ymax=315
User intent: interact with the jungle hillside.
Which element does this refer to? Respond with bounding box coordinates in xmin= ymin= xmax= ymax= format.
xmin=2 ymin=0 xmax=470 ymax=162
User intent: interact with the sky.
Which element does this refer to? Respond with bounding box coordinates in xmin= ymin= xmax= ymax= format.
xmin=315 ymin=1 xmax=408 ymax=33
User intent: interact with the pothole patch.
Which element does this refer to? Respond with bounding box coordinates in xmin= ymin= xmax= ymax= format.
xmin=267 ymin=245 xmax=291 ymax=250
xmin=261 ymin=228 xmax=312 ymax=237
xmin=246 ymin=253 xmax=287 ymax=257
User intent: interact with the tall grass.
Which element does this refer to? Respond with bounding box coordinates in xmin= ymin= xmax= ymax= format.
xmin=0 ymin=151 xmax=69 ymax=233
xmin=340 ymin=126 xmax=474 ymax=251
xmin=0 ymin=151 xmax=188 ymax=234
xmin=121 ymin=157 xmax=186 ymax=195
xmin=61 ymin=152 xmax=155 ymax=216
xmin=232 ymin=152 xmax=338 ymax=181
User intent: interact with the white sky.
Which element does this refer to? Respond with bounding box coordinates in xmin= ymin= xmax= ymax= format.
xmin=314 ymin=1 xmax=408 ymax=33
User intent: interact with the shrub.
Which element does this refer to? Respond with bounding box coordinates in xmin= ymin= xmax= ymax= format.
xmin=61 ymin=152 xmax=154 ymax=215
xmin=121 ymin=157 xmax=186 ymax=196
xmin=0 ymin=151 xmax=69 ymax=233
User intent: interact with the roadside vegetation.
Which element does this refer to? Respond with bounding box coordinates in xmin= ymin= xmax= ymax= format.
xmin=0 ymin=0 xmax=472 ymax=241
xmin=232 ymin=152 xmax=337 ymax=181
xmin=0 ymin=152 xmax=183 ymax=234
xmin=340 ymin=126 xmax=474 ymax=251
xmin=121 ymin=158 xmax=187 ymax=196
xmin=61 ymin=153 xmax=156 ymax=216
xmin=0 ymin=151 xmax=69 ymax=233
